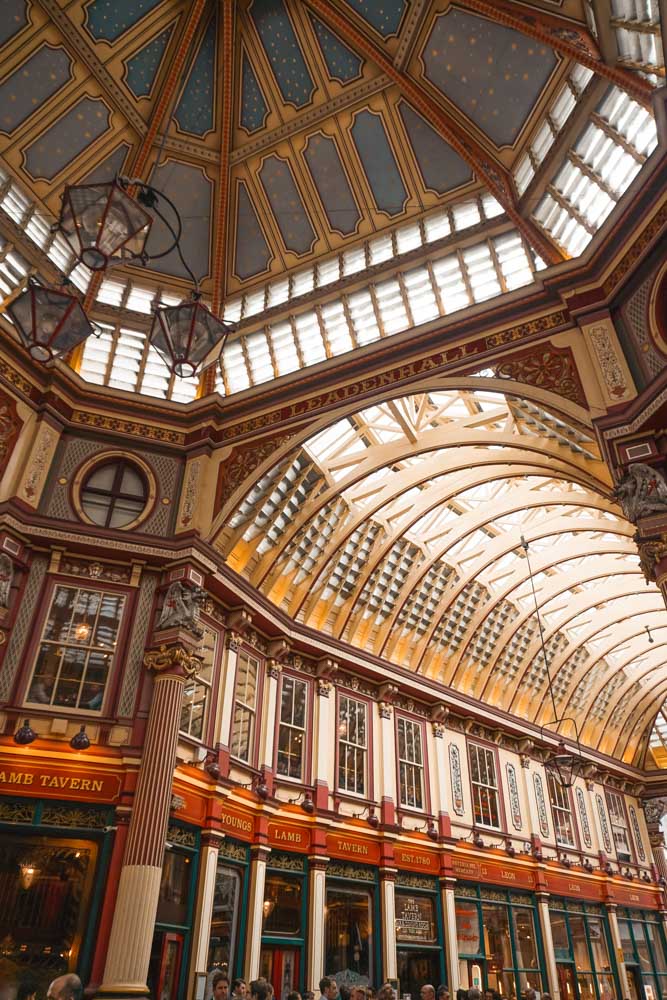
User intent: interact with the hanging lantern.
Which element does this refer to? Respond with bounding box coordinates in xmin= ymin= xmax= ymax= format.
xmin=149 ymin=294 xmax=234 ymax=378
xmin=6 ymin=278 xmax=95 ymax=362
xmin=57 ymin=180 xmax=152 ymax=271
xmin=543 ymin=741 xmax=584 ymax=789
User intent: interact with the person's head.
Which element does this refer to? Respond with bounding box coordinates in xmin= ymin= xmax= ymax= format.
xmin=250 ymin=981 xmax=270 ymax=1000
xmin=483 ymin=991 xmax=494 ymax=1000
xmin=214 ymin=974 xmax=231 ymax=1000
xmin=17 ymin=979 xmax=38 ymax=1000
xmin=468 ymin=990 xmax=481 ymax=1000
xmin=303 ymin=993 xmax=315 ymax=1000
xmin=421 ymin=988 xmax=436 ymax=1000
xmin=339 ymin=988 xmax=350 ymax=1000
xmin=287 ymin=992 xmax=302 ymax=1000
xmin=320 ymin=979 xmax=338 ymax=1000
xmin=541 ymin=994 xmax=552 ymax=1000
xmin=47 ymin=975 xmax=83 ymax=1000
xmin=350 ymin=988 xmax=365 ymax=1000
xmin=437 ymin=989 xmax=449 ymax=1000
xmin=233 ymin=981 xmax=248 ymax=998
xmin=377 ymin=986 xmax=393 ymax=1000
xmin=524 ymin=990 xmax=536 ymax=1000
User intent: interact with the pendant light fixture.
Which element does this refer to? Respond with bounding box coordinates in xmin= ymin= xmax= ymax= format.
xmin=6 ymin=276 xmax=96 ymax=362
xmin=56 ymin=180 xmax=153 ymax=271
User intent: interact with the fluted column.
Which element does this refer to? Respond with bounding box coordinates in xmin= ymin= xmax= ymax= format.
xmin=188 ymin=831 xmax=223 ymax=996
xmin=536 ymin=893 xmax=560 ymax=1000
xmin=380 ymin=870 xmax=398 ymax=980
xmin=606 ymin=903 xmax=630 ymax=998
xmin=441 ymin=879 xmax=460 ymax=994
xmin=307 ymin=859 xmax=328 ymax=990
xmin=97 ymin=639 xmax=201 ymax=999
xmin=244 ymin=845 xmax=269 ymax=981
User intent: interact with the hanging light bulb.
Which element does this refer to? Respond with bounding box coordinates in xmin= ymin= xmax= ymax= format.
xmin=56 ymin=180 xmax=153 ymax=271
xmin=6 ymin=277 xmax=96 ymax=362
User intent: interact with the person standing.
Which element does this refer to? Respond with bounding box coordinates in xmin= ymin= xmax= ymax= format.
xmin=46 ymin=975 xmax=83 ymax=1000
xmin=320 ymin=978 xmax=339 ymax=1000
xmin=420 ymin=986 xmax=436 ymax=1000
xmin=213 ymin=973 xmax=231 ymax=1000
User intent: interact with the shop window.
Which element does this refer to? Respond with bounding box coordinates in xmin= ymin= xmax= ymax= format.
xmin=230 ymin=649 xmax=260 ymax=762
xmin=262 ymin=873 xmax=302 ymax=935
xmin=207 ymin=864 xmax=241 ymax=979
xmin=26 ymin=585 xmax=125 ymax=711
xmin=80 ymin=457 xmax=148 ymax=529
xmin=338 ymin=695 xmax=367 ymax=796
xmin=156 ymin=848 xmax=193 ymax=926
xmin=276 ymin=675 xmax=308 ymax=780
xmin=397 ymin=716 xmax=425 ymax=810
xmin=0 ymin=834 xmax=98 ymax=998
xmin=395 ymin=893 xmax=437 ymax=944
xmin=469 ymin=743 xmax=501 ymax=829
xmin=547 ymin=774 xmax=577 ymax=847
xmin=549 ymin=903 xmax=616 ymax=1000
xmin=605 ymin=790 xmax=632 ymax=861
xmin=180 ymin=625 xmax=217 ymax=740
xmin=325 ymin=887 xmax=373 ymax=981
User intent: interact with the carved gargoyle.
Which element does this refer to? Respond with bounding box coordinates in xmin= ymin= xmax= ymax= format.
xmin=156 ymin=581 xmax=206 ymax=639
xmin=613 ymin=463 xmax=667 ymax=522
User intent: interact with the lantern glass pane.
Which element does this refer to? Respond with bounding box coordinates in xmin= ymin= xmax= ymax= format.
xmin=7 ymin=284 xmax=93 ymax=360
xmin=61 ymin=184 xmax=151 ymax=269
xmin=150 ymin=301 xmax=229 ymax=376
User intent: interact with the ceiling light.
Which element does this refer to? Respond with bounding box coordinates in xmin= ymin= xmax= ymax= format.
xmin=56 ymin=180 xmax=153 ymax=271
xmin=6 ymin=277 xmax=96 ymax=362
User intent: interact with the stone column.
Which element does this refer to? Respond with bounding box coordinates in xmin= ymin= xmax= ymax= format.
xmin=441 ymin=879 xmax=460 ymax=994
xmin=97 ymin=637 xmax=201 ymax=999
xmin=188 ymin=831 xmax=223 ymax=996
xmin=606 ymin=903 xmax=631 ymax=998
xmin=380 ymin=870 xmax=398 ymax=981
xmin=307 ymin=859 xmax=328 ymax=990
xmin=244 ymin=845 xmax=269 ymax=982
xmin=536 ymin=893 xmax=560 ymax=1000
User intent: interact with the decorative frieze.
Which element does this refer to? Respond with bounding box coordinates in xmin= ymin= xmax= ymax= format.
xmin=449 ymin=744 xmax=464 ymax=815
xmin=596 ymin=794 xmax=613 ymax=854
xmin=533 ymin=773 xmax=550 ymax=838
xmin=505 ymin=763 xmax=522 ymax=830
xmin=629 ymin=805 xmax=647 ymax=862
xmin=576 ymin=787 xmax=593 ymax=848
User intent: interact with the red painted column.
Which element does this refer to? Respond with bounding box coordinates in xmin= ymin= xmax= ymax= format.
xmin=96 ymin=639 xmax=201 ymax=999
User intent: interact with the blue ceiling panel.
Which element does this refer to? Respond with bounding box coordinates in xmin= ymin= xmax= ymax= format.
xmin=0 ymin=1 xmax=29 ymax=49
xmin=340 ymin=0 xmax=406 ymax=38
xmin=175 ymin=13 xmax=216 ymax=136
xmin=249 ymin=0 xmax=315 ymax=109
xmin=144 ymin=160 xmax=212 ymax=281
xmin=310 ymin=15 xmax=362 ymax=84
xmin=23 ymin=97 xmax=111 ymax=182
xmin=0 ymin=46 xmax=73 ymax=135
xmin=234 ymin=181 xmax=272 ymax=280
xmin=422 ymin=9 xmax=557 ymax=147
xmin=399 ymin=102 xmax=472 ymax=195
xmin=240 ymin=52 xmax=269 ymax=133
xmin=351 ymin=110 xmax=408 ymax=217
xmin=85 ymin=0 xmax=163 ymax=43
xmin=259 ymin=154 xmax=316 ymax=255
xmin=125 ymin=26 xmax=172 ymax=99
xmin=303 ymin=133 xmax=360 ymax=236
xmin=81 ymin=143 xmax=131 ymax=183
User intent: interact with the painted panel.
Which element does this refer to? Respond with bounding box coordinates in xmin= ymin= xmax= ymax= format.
xmin=303 ymin=133 xmax=360 ymax=236
xmin=422 ymin=10 xmax=557 ymax=147
xmin=340 ymin=0 xmax=406 ymax=37
xmin=125 ymin=26 xmax=172 ymax=99
xmin=23 ymin=97 xmax=111 ymax=182
xmin=595 ymin=793 xmax=613 ymax=854
xmin=449 ymin=743 xmax=464 ymax=815
xmin=234 ymin=180 xmax=272 ymax=280
xmin=85 ymin=0 xmax=163 ymax=42
xmin=351 ymin=109 xmax=408 ymax=217
xmin=0 ymin=45 xmax=72 ymax=135
xmin=451 ymin=852 xmax=536 ymax=890
xmin=144 ymin=160 xmax=212 ymax=281
xmin=259 ymin=154 xmax=316 ymax=255
xmin=0 ymin=1 xmax=29 ymax=49
xmin=249 ymin=0 xmax=315 ymax=109
xmin=175 ymin=12 xmax=216 ymax=136
xmin=81 ymin=142 xmax=130 ymax=183
xmin=310 ymin=14 xmax=362 ymax=83
xmin=533 ymin=772 xmax=550 ymax=838
xmin=575 ymin=786 xmax=592 ymax=848
xmin=505 ymin=762 xmax=522 ymax=831
xmin=240 ymin=52 xmax=269 ymax=133
xmin=399 ymin=101 xmax=472 ymax=195
xmin=629 ymin=805 xmax=646 ymax=862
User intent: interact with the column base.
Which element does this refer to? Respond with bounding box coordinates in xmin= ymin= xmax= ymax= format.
xmin=94 ymin=988 xmax=151 ymax=999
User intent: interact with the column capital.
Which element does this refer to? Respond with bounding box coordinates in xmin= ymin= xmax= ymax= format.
xmin=317 ymin=677 xmax=333 ymax=698
xmin=143 ymin=642 xmax=202 ymax=680
xmin=378 ymin=700 xmax=393 ymax=719
xmin=266 ymin=659 xmax=283 ymax=680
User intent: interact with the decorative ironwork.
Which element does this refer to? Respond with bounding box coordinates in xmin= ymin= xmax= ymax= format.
xmin=166 ymin=825 xmax=197 ymax=848
xmin=41 ymin=805 xmax=108 ymax=829
xmin=449 ymin=743 xmax=464 ymax=815
xmin=595 ymin=794 xmax=613 ymax=854
xmin=629 ymin=805 xmax=647 ymax=862
xmin=576 ymin=787 xmax=593 ymax=848
xmin=219 ymin=840 xmax=247 ymax=862
xmin=533 ymin=773 xmax=550 ymax=838
xmin=454 ymin=886 xmax=478 ymax=898
xmin=0 ymin=800 xmax=36 ymax=824
xmin=505 ymin=763 xmax=522 ymax=830
xmin=326 ymin=861 xmax=375 ymax=881
xmin=396 ymin=873 xmax=437 ymax=890
xmin=268 ymin=852 xmax=305 ymax=872
xmin=144 ymin=643 xmax=202 ymax=678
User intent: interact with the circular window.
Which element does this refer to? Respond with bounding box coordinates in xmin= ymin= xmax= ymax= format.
xmin=80 ymin=458 xmax=149 ymax=528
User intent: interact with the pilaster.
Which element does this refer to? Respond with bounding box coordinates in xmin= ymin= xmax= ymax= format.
xmin=244 ymin=845 xmax=270 ymax=981
xmin=605 ymin=903 xmax=631 ymax=998
xmin=380 ymin=869 xmax=398 ymax=980
xmin=441 ymin=879 xmax=460 ymax=995
xmin=536 ymin=892 xmax=560 ymax=1000
xmin=307 ymin=858 xmax=328 ymax=991
xmin=188 ymin=831 xmax=224 ymax=997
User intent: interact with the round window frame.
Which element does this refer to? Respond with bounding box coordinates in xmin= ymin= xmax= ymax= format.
xmin=73 ymin=451 xmax=156 ymax=531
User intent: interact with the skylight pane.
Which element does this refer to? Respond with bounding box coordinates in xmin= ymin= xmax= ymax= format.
xmin=245 ymin=330 xmax=274 ymax=384
xmin=268 ymin=278 xmax=289 ymax=307
xmin=348 ymin=289 xmax=381 ymax=345
xmin=126 ymin=284 xmax=155 ymax=314
xmin=98 ymin=279 xmax=125 ymax=307
xmin=396 ymin=222 xmax=422 ymax=254
xmin=321 ymin=301 xmax=354 ymax=354
xmin=369 ymin=234 xmax=393 ymax=265
xmin=79 ymin=327 xmax=113 ymax=384
xmin=463 ymin=244 xmax=501 ymax=302
xmin=317 ymin=257 xmax=340 ymax=287
xmin=139 ymin=346 xmax=171 ymax=398
xmin=223 ymin=339 xmax=251 ymax=393
xmin=431 ymin=255 xmax=470 ymax=312
xmin=342 ymin=246 xmax=365 ymax=276
xmin=424 ymin=211 xmax=451 ymax=242
xmin=108 ymin=329 xmax=145 ymax=392
xmin=294 ymin=311 xmax=327 ymax=363
xmin=223 ymin=298 xmax=243 ymax=323
xmin=374 ymin=278 xmax=409 ymax=334
xmin=452 ymin=200 xmax=481 ymax=231
xmin=270 ymin=321 xmax=300 ymax=375
xmin=403 ymin=266 xmax=439 ymax=325
xmin=514 ymin=155 xmax=535 ymax=196
xmin=170 ymin=376 xmax=198 ymax=404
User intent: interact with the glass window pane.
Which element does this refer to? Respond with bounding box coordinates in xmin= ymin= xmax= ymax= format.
xmin=513 ymin=907 xmax=538 ymax=969
xmin=456 ymin=901 xmax=482 ymax=956
xmin=647 ymin=924 xmax=667 ymax=975
xmin=550 ymin=911 xmax=570 ymax=961
xmin=325 ymin=888 xmax=373 ymax=981
xmin=208 ymin=865 xmax=240 ymax=978
xmin=482 ymin=904 xmax=512 ymax=969
xmin=569 ymin=915 xmax=593 ymax=971
xmin=263 ymin=874 xmax=302 ymax=935
xmin=588 ymin=917 xmax=612 ymax=974
xmin=633 ymin=921 xmax=654 ymax=972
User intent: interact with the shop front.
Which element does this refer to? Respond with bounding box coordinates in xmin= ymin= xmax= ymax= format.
xmin=259 ymin=851 xmax=307 ymax=999
xmin=207 ymin=838 xmax=250 ymax=982
xmin=548 ymin=900 xmax=618 ymax=1000
xmin=394 ymin=843 xmax=445 ymax=997
xmin=617 ymin=908 xmax=667 ymax=1000
xmin=324 ymin=833 xmax=382 ymax=989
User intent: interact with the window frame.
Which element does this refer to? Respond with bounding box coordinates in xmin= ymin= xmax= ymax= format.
xmin=274 ymin=670 xmax=311 ymax=784
xmin=467 ymin=740 xmax=504 ymax=831
xmin=547 ymin=773 xmax=579 ymax=849
xmin=605 ymin=788 xmax=634 ymax=863
xmin=335 ymin=691 xmax=371 ymax=799
xmin=73 ymin=451 xmax=156 ymax=532
xmin=395 ymin=713 xmax=428 ymax=813
xmin=229 ymin=644 xmax=263 ymax=766
xmin=22 ymin=577 xmax=130 ymax=716
xmin=179 ymin=617 xmax=221 ymax=744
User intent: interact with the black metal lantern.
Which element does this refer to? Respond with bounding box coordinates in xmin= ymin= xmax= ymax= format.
xmin=57 ymin=180 xmax=153 ymax=271
xmin=14 ymin=719 xmax=36 ymax=745
xmin=543 ymin=740 xmax=584 ymax=789
xmin=149 ymin=294 xmax=234 ymax=378
xmin=6 ymin=277 xmax=96 ymax=362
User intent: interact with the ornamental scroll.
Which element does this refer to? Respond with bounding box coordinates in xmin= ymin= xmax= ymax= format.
xmin=576 ymin=787 xmax=593 ymax=848
xmin=533 ymin=773 xmax=550 ymax=838
xmin=629 ymin=806 xmax=647 ymax=862
xmin=596 ymin=794 xmax=613 ymax=854
xmin=506 ymin=763 xmax=522 ymax=830
xmin=449 ymin=744 xmax=464 ymax=815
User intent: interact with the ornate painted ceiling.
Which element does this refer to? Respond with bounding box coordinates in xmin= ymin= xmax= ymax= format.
xmin=0 ymin=0 xmax=662 ymax=316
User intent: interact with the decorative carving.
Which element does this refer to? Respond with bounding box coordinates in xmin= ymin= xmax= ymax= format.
xmin=533 ymin=773 xmax=550 ymax=838
xmin=449 ymin=744 xmax=464 ymax=815
xmin=267 ymin=660 xmax=283 ymax=681
xmin=629 ymin=806 xmax=647 ymax=862
xmin=0 ymin=800 xmax=36 ymax=824
xmin=217 ymin=432 xmax=296 ymax=505
xmin=178 ymin=457 xmax=202 ymax=529
xmin=72 ymin=409 xmax=185 ymax=444
xmin=226 ymin=630 xmax=242 ymax=651
xmin=167 ymin=825 xmax=197 ymax=848
xmin=317 ymin=678 xmax=332 ymax=698
xmin=432 ymin=721 xmax=445 ymax=739
xmin=492 ymin=344 xmax=587 ymax=406
xmin=60 ymin=556 xmax=132 ymax=584
xmin=326 ymin=861 xmax=375 ymax=881
xmin=643 ymin=797 xmax=667 ymax=826
xmin=595 ymin=794 xmax=613 ymax=854
xmin=219 ymin=840 xmax=247 ymax=862
xmin=614 ymin=464 xmax=667 ymax=522
xmin=170 ymin=794 xmax=186 ymax=812
xmin=157 ymin=581 xmax=206 ymax=638
xmin=20 ymin=422 xmax=59 ymax=503
xmin=506 ymin=763 xmax=522 ymax=831
xmin=378 ymin=700 xmax=392 ymax=719
xmin=576 ymin=787 xmax=593 ymax=848
xmin=268 ymin=852 xmax=305 ymax=872
xmin=396 ymin=873 xmax=437 ymax=890
xmin=587 ymin=325 xmax=629 ymax=399
xmin=636 ymin=534 xmax=667 ymax=583
xmin=520 ymin=754 xmax=531 ymax=769
xmin=144 ymin=644 xmax=202 ymax=678
xmin=0 ymin=553 xmax=13 ymax=608
xmin=41 ymin=805 xmax=108 ymax=829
